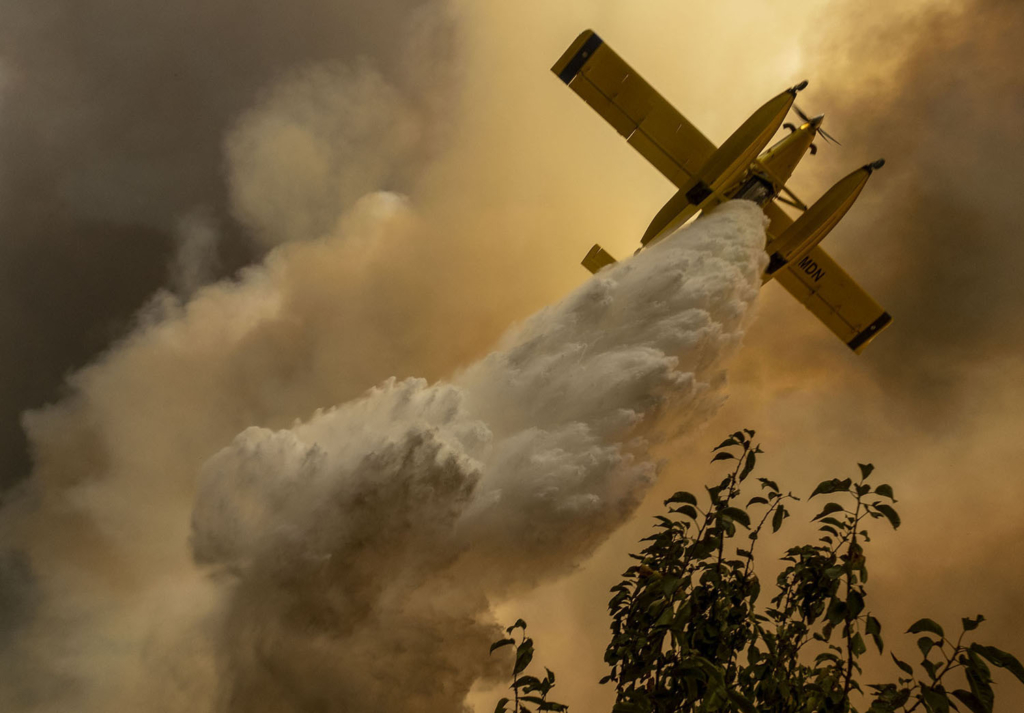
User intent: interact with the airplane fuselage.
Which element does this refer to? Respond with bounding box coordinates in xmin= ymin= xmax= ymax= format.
xmin=643 ymin=116 xmax=820 ymax=249
xmin=644 ymin=117 xmax=884 ymax=288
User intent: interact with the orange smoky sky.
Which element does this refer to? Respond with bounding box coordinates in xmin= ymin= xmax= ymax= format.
xmin=486 ymin=1 xmax=1024 ymax=711
xmin=1 ymin=0 xmax=1022 ymax=711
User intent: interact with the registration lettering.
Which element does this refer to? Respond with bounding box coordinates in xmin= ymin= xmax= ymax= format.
xmin=798 ymin=255 xmax=826 ymax=283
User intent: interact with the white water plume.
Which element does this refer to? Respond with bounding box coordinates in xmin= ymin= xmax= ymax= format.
xmin=190 ymin=200 xmax=768 ymax=711
xmin=2 ymin=197 xmax=765 ymax=712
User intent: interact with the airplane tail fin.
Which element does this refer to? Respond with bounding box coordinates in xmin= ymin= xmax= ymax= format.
xmin=582 ymin=244 xmax=618 ymax=274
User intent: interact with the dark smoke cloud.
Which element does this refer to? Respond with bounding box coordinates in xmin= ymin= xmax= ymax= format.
xmin=807 ymin=0 xmax=1024 ymax=423
xmin=0 ymin=0 xmax=456 ymax=489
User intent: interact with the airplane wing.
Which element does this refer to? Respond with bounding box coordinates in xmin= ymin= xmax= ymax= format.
xmin=764 ymin=203 xmax=893 ymax=353
xmin=552 ymin=30 xmax=716 ymax=188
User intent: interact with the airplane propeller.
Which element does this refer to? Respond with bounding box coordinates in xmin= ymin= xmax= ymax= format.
xmin=793 ymin=105 xmax=841 ymax=145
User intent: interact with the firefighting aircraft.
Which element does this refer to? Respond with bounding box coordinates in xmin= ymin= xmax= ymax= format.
xmin=553 ymin=30 xmax=892 ymax=353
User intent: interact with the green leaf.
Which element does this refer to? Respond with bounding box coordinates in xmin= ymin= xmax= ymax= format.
xmin=512 ymin=675 xmax=541 ymax=690
xmin=908 ymin=618 xmax=945 ymax=639
xmin=706 ymin=484 xmax=724 ymax=504
xmin=849 ymin=590 xmax=866 ymax=618
xmin=674 ymin=504 xmax=699 ymax=520
xmin=813 ymin=502 xmax=845 ymax=520
xmin=961 ymin=615 xmax=985 ymax=632
xmin=858 ymin=463 xmax=875 ymax=480
xmin=713 ymin=437 xmax=740 ymax=451
xmin=494 ymin=697 xmax=509 ymax=713
xmin=852 ymin=633 xmax=868 ymax=656
xmin=654 ymin=606 xmax=674 ymax=628
xmin=727 ymin=689 xmax=759 ymax=713
xmin=922 ymin=658 xmax=939 ymax=681
xmin=918 ymin=636 xmax=938 ymax=658
xmin=739 ymin=451 xmax=756 ymax=482
xmin=772 ymin=505 xmax=786 ymax=532
xmin=971 ymin=644 xmax=1024 ymax=684
xmin=921 ymin=685 xmax=950 ymax=713
xmin=827 ymin=598 xmax=848 ymax=626
xmin=711 ymin=452 xmax=735 ymax=462
xmin=892 ymin=653 xmax=914 ymax=676
xmin=758 ymin=477 xmax=780 ymax=492
xmin=490 ymin=638 xmax=516 ymax=654
xmin=951 ymin=690 xmax=989 ymax=713
xmin=867 ymin=615 xmax=884 ymax=653
xmin=875 ymin=503 xmax=901 ymax=530
xmin=747 ymin=496 xmax=768 ymax=507
xmin=654 ymin=515 xmax=674 ymax=529
xmin=506 ymin=619 xmax=528 ymax=634
xmin=665 ymin=491 xmax=698 ymax=506
xmin=513 ymin=639 xmax=534 ymax=676
xmin=721 ymin=507 xmax=751 ymax=528
xmin=811 ymin=479 xmax=836 ymax=498
xmin=874 ymin=484 xmax=896 ymax=500
xmin=538 ymin=703 xmax=568 ymax=712
xmin=811 ymin=478 xmax=852 ymax=498
xmin=966 ymin=651 xmax=995 ymax=712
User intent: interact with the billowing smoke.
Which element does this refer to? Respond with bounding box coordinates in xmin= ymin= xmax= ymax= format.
xmin=0 ymin=0 xmax=457 ymax=489
xmin=2 ymin=200 xmax=765 ymax=711
xmin=193 ymin=202 xmax=764 ymax=712
xmin=225 ymin=63 xmax=426 ymax=248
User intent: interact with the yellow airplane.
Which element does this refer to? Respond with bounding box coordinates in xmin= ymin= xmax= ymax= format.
xmin=553 ymin=30 xmax=892 ymax=353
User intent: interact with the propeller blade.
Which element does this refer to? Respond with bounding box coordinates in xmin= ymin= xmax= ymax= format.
xmin=794 ymin=105 xmax=843 ymax=146
xmin=819 ymin=128 xmax=842 ymax=146
xmin=793 ymin=104 xmax=812 ymax=124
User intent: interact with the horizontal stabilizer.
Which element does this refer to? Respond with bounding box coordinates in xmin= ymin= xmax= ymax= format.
xmin=582 ymin=244 xmax=618 ymax=274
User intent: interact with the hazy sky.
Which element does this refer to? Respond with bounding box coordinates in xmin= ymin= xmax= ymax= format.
xmin=493 ymin=1 xmax=1024 ymax=710
xmin=2 ymin=0 xmax=1023 ymax=710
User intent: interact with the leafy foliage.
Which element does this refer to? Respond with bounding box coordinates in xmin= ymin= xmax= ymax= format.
xmin=492 ymin=431 xmax=1023 ymax=713
xmin=599 ymin=431 xmax=1022 ymax=713
xmin=491 ymin=619 xmax=569 ymax=713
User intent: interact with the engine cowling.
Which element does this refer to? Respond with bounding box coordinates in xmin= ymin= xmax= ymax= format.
xmin=764 ymin=159 xmax=885 ymax=275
